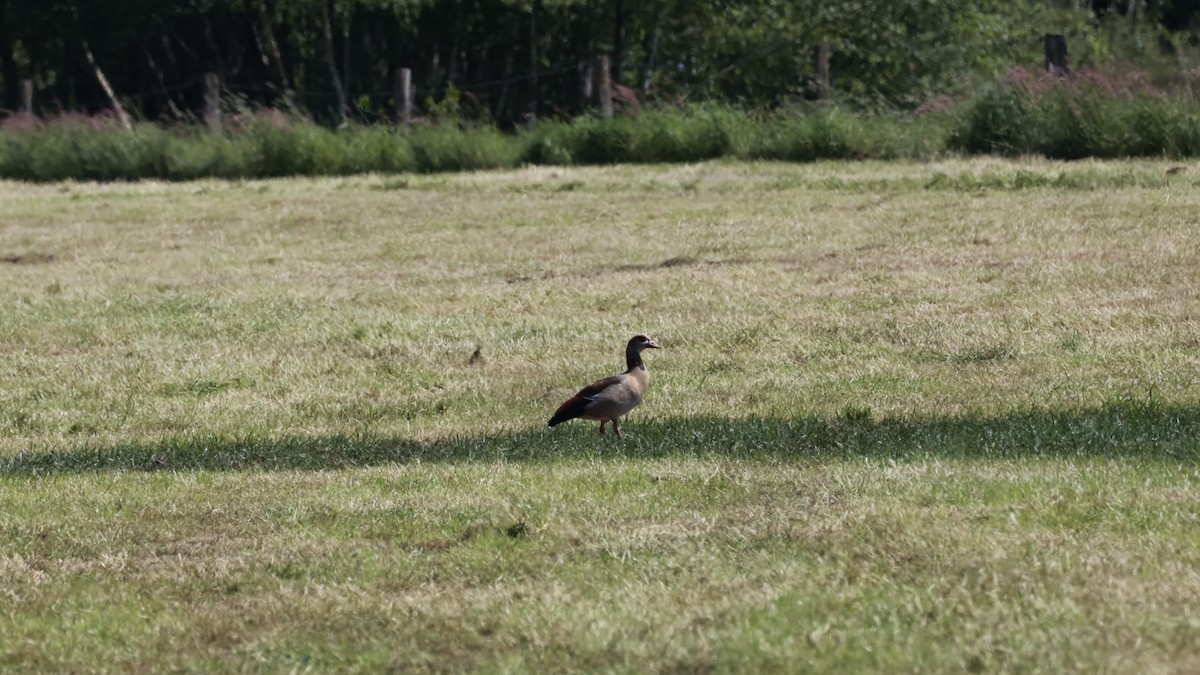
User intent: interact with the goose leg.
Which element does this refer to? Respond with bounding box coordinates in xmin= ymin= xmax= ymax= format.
xmin=598 ymin=420 xmax=607 ymax=435
xmin=613 ymin=418 xmax=623 ymax=439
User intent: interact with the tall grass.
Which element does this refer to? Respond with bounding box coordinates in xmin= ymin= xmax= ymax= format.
xmin=407 ymin=125 xmax=518 ymax=172
xmin=950 ymin=66 xmax=1200 ymax=158
xmin=3 ymin=71 xmax=1200 ymax=182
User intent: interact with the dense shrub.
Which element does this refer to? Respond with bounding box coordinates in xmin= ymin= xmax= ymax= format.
xmin=338 ymin=126 xmax=418 ymax=174
xmin=626 ymin=107 xmax=749 ymax=163
xmin=4 ymin=79 xmax=1200 ymax=183
xmin=407 ymin=125 xmax=518 ymax=172
xmin=165 ymin=131 xmax=251 ymax=179
xmin=249 ymin=122 xmax=350 ymax=176
xmin=951 ymin=66 xmax=1200 ymax=159
xmin=0 ymin=115 xmax=175 ymax=181
xmin=570 ymin=115 xmax=637 ymax=164
xmin=950 ymin=85 xmax=1031 ymax=155
xmin=749 ymin=108 xmax=865 ymax=161
xmin=519 ymin=120 xmax=575 ymax=165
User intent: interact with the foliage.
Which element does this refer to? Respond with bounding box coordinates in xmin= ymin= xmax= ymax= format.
xmin=950 ymin=65 xmax=1200 ymax=158
xmin=624 ymin=106 xmax=749 ymax=163
xmin=519 ymin=119 xmax=575 ymax=165
xmin=661 ymin=0 xmax=1059 ymax=106
xmin=407 ymin=125 xmax=520 ymax=172
xmin=1 ymin=0 xmax=1199 ymax=126
xmin=951 ymin=85 xmax=1032 ymax=155
xmin=6 ymin=72 xmax=1200 ymax=182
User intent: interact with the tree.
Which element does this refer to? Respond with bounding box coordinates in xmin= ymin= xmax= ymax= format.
xmin=0 ymin=0 xmax=1194 ymax=125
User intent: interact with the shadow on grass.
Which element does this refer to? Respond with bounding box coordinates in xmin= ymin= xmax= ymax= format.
xmin=2 ymin=401 xmax=1198 ymax=476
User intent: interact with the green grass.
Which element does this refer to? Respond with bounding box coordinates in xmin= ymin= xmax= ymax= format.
xmin=6 ymin=82 xmax=1200 ymax=183
xmin=949 ymin=73 xmax=1200 ymax=159
xmin=2 ymin=159 xmax=1199 ymax=671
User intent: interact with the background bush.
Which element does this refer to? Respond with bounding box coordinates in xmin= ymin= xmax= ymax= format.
xmin=948 ymin=66 xmax=1200 ymax=159
xmin=4 ymin=73 xmax=1200 ymax=183
xmin=407 ymin=126 xmax=519 ymax=173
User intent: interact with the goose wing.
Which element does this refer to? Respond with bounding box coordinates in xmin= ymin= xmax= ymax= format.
xmin=547 ymin=374 xmax=625 ymax=426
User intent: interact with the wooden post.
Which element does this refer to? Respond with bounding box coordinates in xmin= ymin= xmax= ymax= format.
xmin=1044 ymin=34 xmax=1069 ymax=77
xmin=579 ymin=59 xmax=593 ymax=107
xmin=813 ymin=43 xmax=831 ymax=100
xmin=394 ymin=67 xmax=412 ymax=124
xmin=19 ymin=79 xmax=33 ymax=115
xmin=641 ymin=7 xmax=662 ymax=94
xmin=202 ymin=72 xmax=222 ymax=131
xmin=82 ymin=38 xmax=132 ymax=130
xmin=595 ymin=55 xmax=613 ymax=118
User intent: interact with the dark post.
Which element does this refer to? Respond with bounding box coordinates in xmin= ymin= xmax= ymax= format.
xmin=394 ymin=67 xmax=413 ymax=124
xmin=1044 ymin=34 xmax=1069 ymax=77
xmin=202 ymin=72 xmax=221 ymax=131
xmin=19 ymin=79 xmax=33 ymax=114
xmin=813 ymin=43 xmax=831 ymax=100
xmin=596 ymin=55 xmax=613 ymax=118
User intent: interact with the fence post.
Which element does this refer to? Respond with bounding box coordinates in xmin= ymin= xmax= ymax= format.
xmin=19 ymin=79 xmax=33 ymax=115
xmin=1044 ymin=34 xmax=1069 ymax=77
xmin=595 ymin=55 xmax=613 ymax=118
xmin=394 ymin=67 xmax=413 ymax=125
xmin=579 ymin=59 xmax=594 ymax=111
xmin=82 ymin=39 xmax=132 ymax=130
xmin=202 ymin=72 xmax=222 ymax=131
xmin=813 ymin=43 xmax=831 ymax=100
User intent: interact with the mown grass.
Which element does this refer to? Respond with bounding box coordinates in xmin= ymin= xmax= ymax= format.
xmin=1 ymin=159 xmax=1199 ymax=671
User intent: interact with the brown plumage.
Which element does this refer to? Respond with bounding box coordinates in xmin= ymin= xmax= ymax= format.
xmin=548 ymin=334 xmax=661 ymax=439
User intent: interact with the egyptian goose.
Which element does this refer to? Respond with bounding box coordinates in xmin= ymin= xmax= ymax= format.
xmin=547 ymin=334 xmax=661 ymax=438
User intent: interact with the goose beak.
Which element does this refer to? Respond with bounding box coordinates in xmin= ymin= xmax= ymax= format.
xmin=645 ymin=339 xmax=661 ymax=349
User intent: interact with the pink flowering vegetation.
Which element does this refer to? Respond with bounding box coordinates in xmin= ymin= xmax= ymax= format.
xmin=1002 ymin=64 xmax=1166 ymax=101
xmin=0 ymin=109 xmax=129 ymax=134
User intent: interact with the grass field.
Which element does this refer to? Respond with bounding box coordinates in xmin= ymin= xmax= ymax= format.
xmin=2 ymin=159 xmax=1199 ymax=672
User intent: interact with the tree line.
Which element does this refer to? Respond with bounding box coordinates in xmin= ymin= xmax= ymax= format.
xmin=1 ymin=0 xmax=1198 ymax=127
